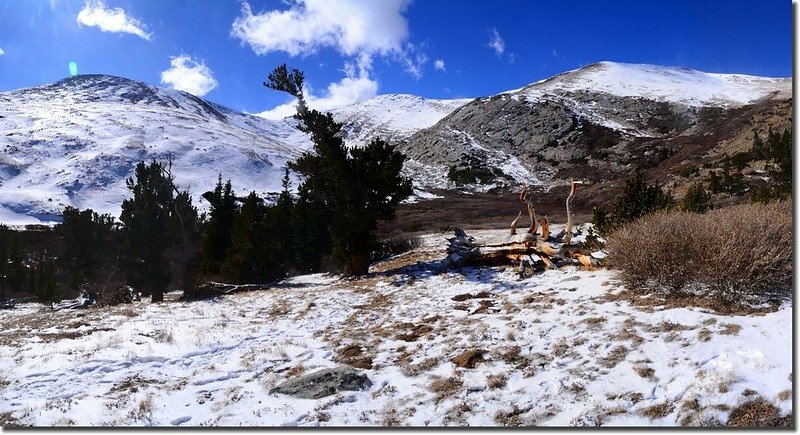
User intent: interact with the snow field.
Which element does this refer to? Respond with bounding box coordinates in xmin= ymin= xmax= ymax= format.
xmin=0 ymin=227 xmax=791 ymax=426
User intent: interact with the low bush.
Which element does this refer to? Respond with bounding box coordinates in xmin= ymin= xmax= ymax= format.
xmin=606 ymin=202 xmax=792 ymax=307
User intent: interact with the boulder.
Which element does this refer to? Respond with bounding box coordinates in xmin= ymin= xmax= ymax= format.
xmin=270 ymin=366 xmax=372 ymax=399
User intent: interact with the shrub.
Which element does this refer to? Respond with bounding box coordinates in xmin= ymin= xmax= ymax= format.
xmin=606 ymin=202 xmax=792 ymax=307
xmin=592 ymin=169 xmax=674 ymax=236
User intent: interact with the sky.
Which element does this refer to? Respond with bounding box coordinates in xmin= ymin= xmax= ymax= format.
xmin=0 ymin=0 xmax=793 ymax=119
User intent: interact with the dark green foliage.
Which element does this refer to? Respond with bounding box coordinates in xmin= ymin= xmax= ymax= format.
xmin=119 ymin=159 xmax=199 ymax=302
xmin=762 ymin=128 xmax=792 ymax=200
xmin=677 ymin=165 xmax=700 ymax=178
xmin=0 ymin=225 xmax=25 ymax=300
xmin=201 ymin=176 xmax=237 ymax=275
xmin=681 ymin=183 xmax=711 ymax=214
xmin=31 ymin=253 xmax=59 ymax=308
xmin=447 ymin=164 xmax=496 ymax=186
xmin=265 ymin=64 xmax=412 ymax=276
xmin=170 ymin=189 xmax=201 ymax=293
xmin=591 ymin=169 xmax=674 ymax=236
xmin=583 ymin=226 xmax=604 ymax=251
xmin=222 ymin=192 xmax=282 ymax=284
xmin=56 ymin=206 xmax=116 ymax=291
xmin=706 ymin=165 xmax=747 ymax=196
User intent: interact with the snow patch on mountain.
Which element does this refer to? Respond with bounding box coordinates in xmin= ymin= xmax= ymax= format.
xmin=331 ymin=94 xmax=472 ymax=147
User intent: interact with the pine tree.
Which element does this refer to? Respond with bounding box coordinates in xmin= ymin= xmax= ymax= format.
xmin=119 ymin=160 xmax=178 ymax=302
xmin=592 ymin=169 xmax=673 ymax=236
xmin=681 ymin=183 xmax=711 ymax=213
xmin=201 ymin=176 xmax=237 ymax=274
xmin=273 ymin=167 xmax=295 ymax=272
xmin=31 ymin=253 xmax=59 ymax=308
xmin=222 ymin=192 xmax=282 ymax=284
xmin=56 ymin=206 xmax=116 ymax=292
xmin=264 ymin=64 xmax=412 ymax=275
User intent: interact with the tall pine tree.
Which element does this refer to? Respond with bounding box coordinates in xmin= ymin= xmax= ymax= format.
xmin=264 ymin=64 xmax=412 ymax=275
xmin=201 ymin=176 xmax=237 ymax=274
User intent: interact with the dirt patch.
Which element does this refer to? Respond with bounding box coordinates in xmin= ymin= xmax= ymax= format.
xmin=727 ymin=398 xmax=792 ymax=428
xmin=335 ymin=345 xmax=373 ymax=370
xmin=602 ymin=288 xmax=781 ymax=316
xmin=634 ymin=366 xmax=655 ymax=379
xmin=451 ymin=350 xmax=487 ymax=368
xmin=396 ymin=323 xmax=433 ymax=342
xmin=471 ymin=300 xmax=496 ymax=315
xmin=429 ymin=376 xmax=463 ymax=403
xmin=451 ymin=291 xmax=491 ymax=302
xmin=599 ymin=346 xmax=629 ymax=368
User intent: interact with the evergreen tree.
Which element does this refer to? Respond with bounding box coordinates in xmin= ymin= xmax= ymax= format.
xmin=681 ymin=183 xmax=711 ymax=214
xmin=222 ymin=192 xmax=282 ymax=283
xmin=273 ymin=167 xmax=295 ymax=272
xmin=201 ymin=176 xmax=237 ymax=274
xmin=31 ymin=253 xmax=59 ymax=308
xmin=56 ymin=206 xmax=116 ymax=292
xmin=592 ymin=169 xmax=673 ymax=236
xmin=264 ymin=64 xmax=412 ymax=275
xmin=171 ymin=189 xmax=201 ymax=293
xmin=119 ymin=160 xmax=177 ymax=302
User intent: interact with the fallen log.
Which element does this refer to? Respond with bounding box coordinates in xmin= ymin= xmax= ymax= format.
xmin=445 ymin=181 xmax=603 ymax=274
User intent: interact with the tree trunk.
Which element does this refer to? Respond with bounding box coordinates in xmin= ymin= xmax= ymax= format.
xmin=151 ymin=286 xmax=164 ymax=302
xmin=348 ymin=253 xmax=370 ymax=276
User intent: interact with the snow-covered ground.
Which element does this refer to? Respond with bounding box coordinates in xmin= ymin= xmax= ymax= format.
xmin=0 ymin=227 xmax=791 ymax=427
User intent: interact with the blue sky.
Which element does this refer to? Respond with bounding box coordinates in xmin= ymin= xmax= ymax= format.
xmin=0 ymin=0 xmax=792 ymax=118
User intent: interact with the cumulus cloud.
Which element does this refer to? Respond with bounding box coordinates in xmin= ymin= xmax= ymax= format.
xmin=257 ymin=60 xmax=378 ymax=120
xmin=233 ymin=0 xmax=423 ymax=115
xmin=487 ymin=27 xmax=505 ymax=56
xmin=434 ymin=59 xmax=445 ymax=72
xmin=0 ymin=47 xmax=4 ymax=56
xmin=231 ymin=0 xmax=411 ymax=57
xmin=77 ymin=0 xmax=152 ymax=41
xmin=160 ymin=55 xmax=218 ymax=97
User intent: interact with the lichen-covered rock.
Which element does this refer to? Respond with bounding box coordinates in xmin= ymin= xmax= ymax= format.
xmin=270 ymin=367 xmax=372 ymax=399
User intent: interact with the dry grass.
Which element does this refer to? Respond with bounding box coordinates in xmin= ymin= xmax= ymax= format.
xmin=486 ymin=373 xmax=508 ymax=390
xmin=639 ymin=402 xmax=674 ymax=419
xmin=719 ymin=323 xmax=742 ymax=335
xmin=599 ymin=346 xmax=629 ymax=368
xmin=606 ymin=203 xmax=792 ymax=308
xmin=727 ymin=398 xmax=792 ymax=428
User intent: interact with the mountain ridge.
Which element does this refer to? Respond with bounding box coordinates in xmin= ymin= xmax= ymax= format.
xmin=0 ymin=62 xmax=791 ymax=224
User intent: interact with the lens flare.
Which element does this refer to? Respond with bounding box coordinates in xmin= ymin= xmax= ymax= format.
xmin=68 ymin=62 xmax=78 ymax=76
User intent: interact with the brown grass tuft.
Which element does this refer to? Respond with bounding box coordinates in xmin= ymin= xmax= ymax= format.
xmin=727 ymin=398 xmax=791 ymax=428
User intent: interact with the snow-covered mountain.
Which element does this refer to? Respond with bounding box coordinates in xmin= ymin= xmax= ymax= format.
xmin=0 ymin=62 xmax=790 ymax=224
xmin=516 ymin=61 xmax=790 ymax=107
xmin=402 ymin=61 xmax=791 ymax=189
xmin=333 ymin=94 xmax=472 ymax=147
xmin=0 ymin=75 xmax=469 ymax=225
xmin=0 ymin=74 xmax=313 ymax=224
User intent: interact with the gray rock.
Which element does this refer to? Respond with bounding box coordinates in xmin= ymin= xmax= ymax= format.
xmin=270 ymin=366 xmax=372 ymax=399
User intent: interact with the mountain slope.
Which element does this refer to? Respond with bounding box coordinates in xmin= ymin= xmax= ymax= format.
xmin=0 ymin=74 xmax=311 ymax=224
xmin=401 ymin=61 xmax=791 ymax=189
xmin=331 ymin=94 xmax=472 ymax=147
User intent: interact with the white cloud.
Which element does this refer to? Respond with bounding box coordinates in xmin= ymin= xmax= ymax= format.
xmin=77 ymin=0 xmax=152 ymax=41
xmin=233 ymin=0 xmax=424 ymax=116
xmin=256 ymin=61 xmax=378 ymax=120
xmin=231 ymin=0 xmax=411 ymax=57
xmin=488 ymin=27 xmax=505 ymax=56
xmin=0 ymin=47 xmax=4 ymax=56
xmin=434 ymin=59 xmax=446 ymax=72
xmin=160 ymin=55 xmax=218 ymax=97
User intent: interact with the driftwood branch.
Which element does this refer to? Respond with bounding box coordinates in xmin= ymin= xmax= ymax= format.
xmin=448 ymin=181 xmax=601 ymax=275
